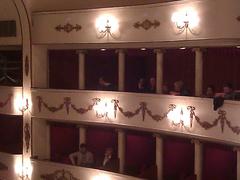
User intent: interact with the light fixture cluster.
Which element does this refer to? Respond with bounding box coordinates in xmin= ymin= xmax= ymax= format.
xmin=95 ymin=8 xmax=200 ymax=40
xmin=171 ymin=8 xmax=200 ymax=36
xmin=167 ymin=106 xmax=192 ymax=130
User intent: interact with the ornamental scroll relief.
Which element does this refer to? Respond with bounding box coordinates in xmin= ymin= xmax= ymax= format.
xmin=36 ymin=96 xmax=240 ymax=135
xmin=41 ymin=169 xmax=79 ymax=180
xmin=55 ymin=23 xmax=82 ymax=33
xmin=0 ymin=94 xmax=12 ymax=108
xmin=133 ymin=19 xmax=160 ymax=30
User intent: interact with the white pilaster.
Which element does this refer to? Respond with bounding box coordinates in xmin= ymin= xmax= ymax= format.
xmin=156 ymin=135 xmax=163 ymax=180
xmin=155 ymin=49 xmax=164 ymax=94
xmin=117 ymin=49 xmax=125 ymax=91
xmin=194 ymin=48 xmax=203 ymax=97
xmin=192 ymin=139 xmax=202 ymax=180
xmin=77 ymin=50 xmax=86 ymax=90
xmin=32 ymin=45 xmax=48 ymax=88
xmin=118 ymin=129 xmax=126 ymax=173
xmin=79 ymin=126 xmax=87 ymax=145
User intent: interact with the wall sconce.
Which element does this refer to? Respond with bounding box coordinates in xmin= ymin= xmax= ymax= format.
xmin=15 ymin=158 xmax=32 ymax=180
xmin=95 ymin=15 xmax=119 ymax=39
xmin=19 ymin=98 xmax=29 ymax=113
xmin=14 ymin=94 xmax=29 ymax=113
xmin=171 ymin=9 xmax=200 ymax=36
xmin=93 ymin=99 xmax=114 ymax=120
xmin=167 ymin=106 xmax=192 ymax=130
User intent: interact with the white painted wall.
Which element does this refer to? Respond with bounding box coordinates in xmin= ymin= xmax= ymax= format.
xmin=32 ymin=0 xmax=240 ymax=45
xmin=0 ymin=0 xmax=22 ymax=45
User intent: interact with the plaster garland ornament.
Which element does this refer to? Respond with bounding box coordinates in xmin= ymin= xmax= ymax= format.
xmin=0 ymin=94 xmax=12 ymax=108
xmin=133 ymin=19 xmax=160 ymax=30
xmin=24 ymin=122 xmax=31 ymax=153
xmin=36 ymin=96 xmax=240 ymax=135
xmin=25 ymin=55 xmax=29 ymax=77
xmin=41 ymin=169 xmax=79 ymax=180
xmin=55 ymin=23 xmax=82 ymax=33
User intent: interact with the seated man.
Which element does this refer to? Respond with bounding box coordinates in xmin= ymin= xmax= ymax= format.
xmin=69 ymin=143 xmax=94 ymax=167
xmin=97 ymin=147 xmax=119 ymax=172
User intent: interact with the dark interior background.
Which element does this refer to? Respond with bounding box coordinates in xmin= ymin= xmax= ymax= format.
xmin=0 ymin=114 xmax=22 ymax=154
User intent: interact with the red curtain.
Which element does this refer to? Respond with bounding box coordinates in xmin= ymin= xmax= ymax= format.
xmin=125 ymin=130 xmax=156 ymax=176
xmin=48 ymin=50 xmax=79 ymax=89
xmin=50 ymin=123 xmax=79 ymax=162
xmin=202 ymin=143 xmax=237 ymax=180
xmin=0 ymin=114 xmax=22 ymax=154
xmin=86 ymin=126 xmax=118 ymax=160
xmin=163 ymin=137 xmax=194 ymax=180
xmin=125 ymin=49 xmax=156 ymax=92
xmin=85 ymin=49 xmax=118 ymax=90
xmin=163 ymin=49 xmax=195 ymax=95
xmin=203 ymin=47 xmax=240 ymax=92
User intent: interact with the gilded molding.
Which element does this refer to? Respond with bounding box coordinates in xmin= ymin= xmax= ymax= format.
xmin=55 ymin=23 xmax=82 ymax=33
xmin=133 ymin=19 xmax=160 ymax=30
xmin=25 ymin=55 xmax=29 ymax=77
xmin=24 ymin=123 xmax=31 ymax=153
xmin=41 ymin=169 xmax=79 ymax=180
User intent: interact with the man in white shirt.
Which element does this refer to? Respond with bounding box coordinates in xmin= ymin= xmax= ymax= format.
xmin=69 ymin=143 xmax=94 ymax=167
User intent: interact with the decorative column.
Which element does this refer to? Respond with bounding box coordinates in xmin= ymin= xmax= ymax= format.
xmin=79 ymin=126 xmax=87 ymax=145
xmin=192 ymin=139 xmax=203 ymax=180
xmin=194 ymin=48 xmax=203 ymax=96
xmin=118 ymin=129 xmax=126 ymax=173
xmin=76 ymin=50 xmax=86 ymax=90
xmin=154 ymin=49 xmax=164 ymax=94
xmin=155 ymin=134 xmax=163 ymax=180
xmin=117 ymin=49 xmax=125 ymax=91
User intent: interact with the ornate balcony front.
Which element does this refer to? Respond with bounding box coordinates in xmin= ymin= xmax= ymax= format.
xmin=32 ymin=88 xmax=240 ymax=146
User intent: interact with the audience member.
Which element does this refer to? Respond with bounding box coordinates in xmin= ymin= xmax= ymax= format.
xmin=147 ymin=77 xmax=156 ymax=93
xmin=97 ymin=147 xmax=119 ymax=172
xmin=97 ymin=77 xmax=114 ymax=91
xmin=137 ymin=78 xmax=147 ymax=93
xmin=69 ymin=143 xmax=94 ymax=167
xmin=170 ymin=80 xmax=190 ymax=96
xmin=222 ymin=83 xmax=235 ymax=100
xmin=205 ymin=85 xmax=215 ymax=98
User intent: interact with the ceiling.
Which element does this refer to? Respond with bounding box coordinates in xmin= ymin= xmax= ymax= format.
xmin=31 ymin=0 xmax=180 ymax=12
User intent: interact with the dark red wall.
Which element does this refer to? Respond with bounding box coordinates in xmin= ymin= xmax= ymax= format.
xmin=203 ymin=47 xmax=240 ymax=93
xmin=86 ymin=126 xmax=118 ymax=159
xmin=163 ymin=137 xmax=194 ymax=180
xmin=202 ymin=143 xmax=237 ymax=180
xmin=49 ymin=50 xmax=79 ymax=89
xmin=0 ymin=114 xmax=22 ymax=154
xmin=85 ymin=49 xmax=118 ymax=90
xmin=50 ymin=122 xmax=79 ymax=162
xmin=125 ymin=130 xmax=156 ymax=176
xmin=125 ymin=49 xmax=156 ymax=92
xmin=163 ymin=49 xmax=195 ymax=95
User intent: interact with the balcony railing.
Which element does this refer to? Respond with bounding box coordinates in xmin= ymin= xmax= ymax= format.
xmin=31 ymin=88 xmax=240 ymax=146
